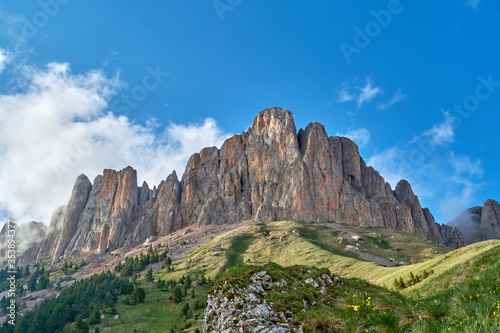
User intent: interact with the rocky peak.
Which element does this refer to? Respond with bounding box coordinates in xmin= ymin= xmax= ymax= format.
xmin=252 ymin=107 xmax=296 ymax=135
xmin=1 ymin=220 xmax=48 ymax=266
xmin=448 ymin=206 xmax=482 ymax=244
xmin=49 ymin=166 xmax=140 ymax=261
xmin=394 ymin=180 xmax=450 ymax=244
xmin=482 ymin=199 xmax=500 ymax=228
xmin=52 ymin=174 xmax=92 ymax=261
xmin=28 ymin=108 xmax=470 ymax=263
xmin=337 ymin=137 xmax=364 ymax=192
xmin=249 ymin=107 xmax=301 ymax=161
xmin=297 ymin=122 xmax=327 ymax=155
xmin=99 ymin=166 xmax=138 ymax=218
xmin=450 ymin=199 xmax=500 ymax=244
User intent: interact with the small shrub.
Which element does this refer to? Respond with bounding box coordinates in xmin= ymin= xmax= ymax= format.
xmin=375 ymin=311 xmax=399 ymax=332
xmin=417 ymin=299 xmax=449 ymax=320
xmin=310 ymin=314 xmax=335 ymax=331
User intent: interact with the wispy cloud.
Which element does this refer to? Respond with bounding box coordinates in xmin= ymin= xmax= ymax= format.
xmin=467 ymin=0 xmax=482 ymax=9
xmin=367 ymin=113 xmax=482 ymax=222
xmin=421 ymin=111 xmax=455 ymax=145
xmin=336 ymin=128 xmax=371 ymax=147
xmin=368 ymin=147 xmax=483 ymax=222
xmin=357 ymin=80 xmax=382 ymax=108
xmin=0 ymin=11 xmax=31 ymax=56
xmin=337 ymin=89 xmax=354 ymax=103
xmin=377 ymin=88 xmax=408 ymax=110
xmin=337 ymin=78 xmax=382 ymax=109
xmin=0 ymin=49 xmax=10 ymax=73
xmin=0 ymin=62 xmax=232 ymax=224
xmin=367 ymin=147 xmax=410 ymax=188
xmin=449 ymin=153 xmax=483 ymax=178
xmin=439 ymin=154 xmax=483 ymax=221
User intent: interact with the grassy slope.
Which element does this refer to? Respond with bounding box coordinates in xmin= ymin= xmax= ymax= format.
xmin=94 ymin=283 xmax=208 ymax=333
xmin=155 ymin=220 xmax=451 ymax=284
xmin=366 ymin=240 xmax=500 ymax=294
xmin=42 ymin=221 xmax=500 ymax=332
xmin=201 ymin=233 xmax=500 ymax=332
xmin=155 ymin=219 xmax=500 ymax=299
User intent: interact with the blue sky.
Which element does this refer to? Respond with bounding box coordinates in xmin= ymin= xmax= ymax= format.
xmin=0 ymin=0 xmax=499 ymax=225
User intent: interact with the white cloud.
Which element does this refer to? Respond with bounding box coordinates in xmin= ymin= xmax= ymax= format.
xmin=439 ymin=192 xmax=473 ymax=223
xmin=0 ymin=11 xmax=32 ymax=57
xmin=467 ymin=0 xmax=482 ymax=9
xmin=337 ymin=78 xmax=382 ymax=109
xmin=0 ymin=49 xmax=10 ymax=73
xmin=377 ymin=88 xmax=408 ymax=110
xmin=336 ymin=128 xmax=371 ymax=147
xmin=337 ymin=89 xmax=354 ymax=103
xmin=357 ymin=80 xmax=381 ymax=108
xmin=366 ymin=147 xmax=407 ymax=188
xmin=421 ymin=111 xmax=455 ymax=145
xmin=439 ymin=154 xmax=483 ymax=221
xmin=368 ymin=146 xmax=483 ymax=222
xmin=367 ymin=114 xmax=483 ymax=223
xmin=449 ymin=153 xmax=483 ymax=178
xmin=0 ymin=62 xmax=232 ymax=224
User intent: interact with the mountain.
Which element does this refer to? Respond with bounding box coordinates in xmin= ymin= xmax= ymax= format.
xmin=0 ymin=221 xmax=48 ymax=265
xmin=448 ymin=199 xmax=500 ymax=244
xmin=13 ymin=107 xmax=467 ymax=265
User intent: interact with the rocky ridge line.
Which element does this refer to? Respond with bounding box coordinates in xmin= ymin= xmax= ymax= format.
xmin=10 ymin=107 xmax=467 ymax=265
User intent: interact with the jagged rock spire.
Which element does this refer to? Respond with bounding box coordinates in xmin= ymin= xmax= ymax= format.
xmin=30 ymin=108 xmax=468 ymax=262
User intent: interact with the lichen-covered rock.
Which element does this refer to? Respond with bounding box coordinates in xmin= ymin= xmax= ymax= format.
xmin=205 ymin=271 xmax=298 ymax=332
xmin=344 ymin=245 xmax=360 ymax=253
xmin=204 ymin=268 xmax=342 ymax=332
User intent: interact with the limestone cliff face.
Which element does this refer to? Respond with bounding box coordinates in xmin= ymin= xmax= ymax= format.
xmin=449 ymin=199 xmax=500 ymax=244
xmin=33 ymin=107 xmax=467 ymax=262
xmin=480 ymin=200 xmax=500 ymax=240
xmin=52 ymin=174 xmax=92 ymax=260
xmin=49 ymin=167 xmax=139 ymax=262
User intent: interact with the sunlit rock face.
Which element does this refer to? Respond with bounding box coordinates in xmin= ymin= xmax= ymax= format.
xmin=22 ymin=107 xmax=467 ymax=263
